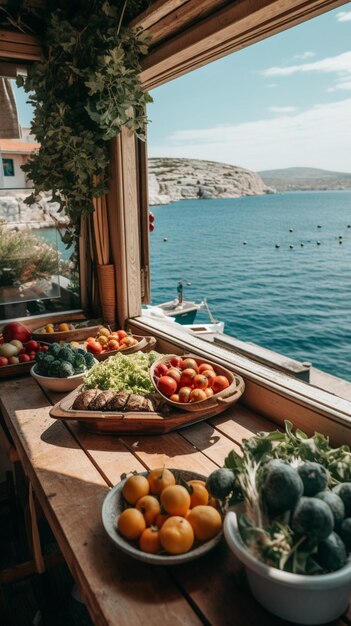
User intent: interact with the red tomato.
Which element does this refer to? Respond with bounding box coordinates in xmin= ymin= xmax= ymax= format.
xmin=193 ymin=374 xmax=208 ymax=390
xmin=108 ymin=339 xmax=119 ymax=351
xmin=212 ymin=375 xmax=230 ymax=394
xmin=19 ymin=354 xmax=31 ymax=363
xmin=40 ymin=345 xmax=49 ymax=352
xmin=180 ymin=368 xmax=197 ymax=387
xmin=189 ymin=389 xmax=207 ymax=403
xmin=198 ymin=363 xmax=215 ymax=374
xmin=170 ymin=356 xmax=184 ymax=369
xmin=18 ymin=348 xmax=26 ymax=355
xmin=169 ymin=394 xmax=180 ymax=403
xmin=178 ymin=387 xmax=192 ymax=403
xmin=0 ymin=356 xmax=8 ymax=366
xmin=166 ymin=368 xmax=181 ymax=384
xmin=8 ymin=356 xmax=19 ymax=365
xmin=86 ymin=336 xmax=96 ymax=344
xmin=27 ymin=352 xmax=36 ymax=361
xmin=202 ymin=369 xmax=216 ymax=387
xmin=117 ymin=330 xmax=128 ymax=341
xmin=157 ymin=376 xmax=177 ymax=397
xmin=182 ymin=358 xmax=198 ymax=372
xmin=154 ymin=363 xmax=168 ymax=378
xmin=205 ymin=387 xmax=214 ymax=398
xmin=25 ymin=340 xmax=39 ymax=352
xmin=87 ymin=340 xmax=103 ymax=354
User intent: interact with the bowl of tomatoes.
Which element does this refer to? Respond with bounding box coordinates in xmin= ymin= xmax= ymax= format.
xmin=85 ymin=327 xmax=157 ymax=360
xmin=102 ymin=468 xmax=223 ymax=565
xmin=150 ymin=354 xmax=244 ymax=412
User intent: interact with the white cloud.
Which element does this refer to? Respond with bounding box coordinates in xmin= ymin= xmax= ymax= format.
xmin=292 ymin=51 xmax=315 ymax=60
xmin=269 ymin=106 xmax=297 ymax=113
xmin=261 ymin=51 xmax=351 ymax=77
xmin=328 ymin=80 xmax=351 ymax=92
xmin=148 ymin=98 xmax=351 ymax=172
xmin=336 ymin=11 xmax=351 ymax=21
xmin=266 ymin=83 xmax=277 ymax=88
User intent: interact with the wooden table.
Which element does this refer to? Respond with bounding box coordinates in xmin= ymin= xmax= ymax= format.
xmin=1 ymin=376 xmax=350 ymax=626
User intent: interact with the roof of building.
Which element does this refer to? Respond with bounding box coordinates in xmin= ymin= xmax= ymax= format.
xmin=0 ymin=138 xmax=39 ymax=154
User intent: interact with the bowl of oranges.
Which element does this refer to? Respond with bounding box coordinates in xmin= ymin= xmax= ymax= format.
xmin=102 ymin=468 xmax=223 ymax=565
xmin=150 ymin=354 xmax=245 ymax=413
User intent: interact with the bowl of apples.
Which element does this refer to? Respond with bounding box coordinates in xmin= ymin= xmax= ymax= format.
xmin=85 ymin=327 xmax=156 ymax=361
xmin=150 ymin=354 xmax=245 ymax=413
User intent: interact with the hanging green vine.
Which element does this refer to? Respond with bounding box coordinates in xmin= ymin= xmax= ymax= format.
xmin=11 ymin=1 xmax=152 ymax=246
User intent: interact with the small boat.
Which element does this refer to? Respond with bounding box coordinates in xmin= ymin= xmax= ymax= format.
xmin=142 ymin=282 xmax=224 ymax=338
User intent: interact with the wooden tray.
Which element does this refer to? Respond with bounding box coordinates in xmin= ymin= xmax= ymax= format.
xmin=31 ymin=319 xmax=103 ymax=343
xmin=49 ymin=376 xmax=244 ymax=435
xmin=0 ymin=342 xmax=49 ymax=380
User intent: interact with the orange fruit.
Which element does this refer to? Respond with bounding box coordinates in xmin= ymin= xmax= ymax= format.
xmin=160 ymin=485 xmax=191 ymax=516
xmin=122 ymin=474 xmax=150 ymax=505
xmin=147 ymin=468 xmax=176 ymax=495
xmin=188 ymin=481 xmax=209 ymax=508
xmin=208 ymin=496 xmax=221 ymax=511
xmin=155 ymin=513 xmax=170 ymax=529
xmin=159 ymin=516 xmax=194 ymax=554
xmin=198 ymin=363 xmax=215 ymax=373
xmin=58 ymin=323 xmax=69 ymax=331
xmin=187 ymin=505 xmax=222 ymax=541
xmin=139 ymin=527 xmax=162 ymax=554
xmin=136 ymin=495 xmax=161 ymax=526
xmin=117 ymin=508 xmax=146 ymax=540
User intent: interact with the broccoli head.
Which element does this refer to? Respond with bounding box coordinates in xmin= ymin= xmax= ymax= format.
xmin=84 ymin=352 xmax=95 ymax=368
xmin=73 ymin=353 xmax=87 ymax=373
xmin=261 ymin=461 xmax=303 ymax=514
xmin=57 ymin=361 xmax=75 ymax=378
xmin=316 ymin=531 xmax=347 ymax=572
xmin=48 ymin=359 xmax=62 ymax=377
xmin=315 ymin=491 xmax=345 ymax=527
xmin=48 ymin=343 xmax=61 ymax=357
xmin=333 ymin=483 xmax=351 ymax=517
xmin=58 ymin=347 xmax=75 ymax=364
xmin=338 ymin=518 xmax=351 ymax=551
xmin=291 ymin=497 xmax=334 ymax=541
xmin=297 ymin=462 xmax=328 ymax=496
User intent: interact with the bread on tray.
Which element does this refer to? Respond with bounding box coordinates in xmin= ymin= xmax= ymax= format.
xmin=72 ymin=390 xmax=171 ymax=413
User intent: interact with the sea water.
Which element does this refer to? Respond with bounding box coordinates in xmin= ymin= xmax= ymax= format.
xmin=149 ymin=191 xmax=351 ymax=382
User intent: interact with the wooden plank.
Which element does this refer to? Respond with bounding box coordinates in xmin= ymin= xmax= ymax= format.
xmin=129 ymin=0 xmax=191 ymax=30
xmin=0 ymin=30 xmax=41 ymax=62
xmin=140 ymin=0 xmax=349 ymax=89
xmin=0 ymin=379 xmax=204 ymax=626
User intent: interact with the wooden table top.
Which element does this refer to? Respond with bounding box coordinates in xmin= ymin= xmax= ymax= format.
xmin=0 ymin=376 xmax=350 ymax=626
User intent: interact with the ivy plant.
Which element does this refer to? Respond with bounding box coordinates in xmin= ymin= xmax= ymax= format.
xmin=12 ymin=0 xmax=152 ymax=246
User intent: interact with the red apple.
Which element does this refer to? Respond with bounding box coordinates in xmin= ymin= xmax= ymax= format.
xmin=19 ymin=354 xmax=31 ymax=363
xmin=25 ymin=339 xmax=39 ymax=352
xmin=0 ymin=356 xmax=8 ymax=366
xmin=3 ymin=322 xmax=31 ymax=343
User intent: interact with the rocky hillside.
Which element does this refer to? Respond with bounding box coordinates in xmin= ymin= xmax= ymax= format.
xmin=149 ymin=158 xmax=274 ymax=205
xmin=259 ymin=167 xmax=351 ymax=192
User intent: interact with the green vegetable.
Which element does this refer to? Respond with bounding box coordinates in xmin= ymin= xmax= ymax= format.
xmin=316 ymin=532 xmax=347 ymax=572
xmin=84 ymin=352 xmax=96 ymax=368
xmin=205 ymin=468 xmax=236 ymax=500
xmin=298 ymin=462 xmax=328 ymax=496
xmin=49 ymin=359 xmax=62 ymax=377
xmin=262 ymin=461 xmax=303 ymax=514
xmin=73 ymin=354 xmax=87 ymax=373
xmin=58 ymin=362 xmax=75 ymax=378
xmin=315 ymin=491 xmax=345 ymax=527
xmin=291 ymin=497 xmax=334 ymax=542
xmin=338 ymin=518 xmax=351 ymax=551
xmin=58 ymin=347 xmax=75 ymax=364
xmin=84 ymin=351 xmax=160 ymax=394
xmin=48 ymin=343 xmax=61 ymax=357
xmin=333 ymin=483 xmax=351 ymax=516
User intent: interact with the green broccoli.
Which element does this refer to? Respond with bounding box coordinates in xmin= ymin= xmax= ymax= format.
xmin=73 ymin=353 xmax=86 ymax=373
xmin=333 ymin=483 xmax=351 ymax=517
xmin=291 ymin=497 xmax=334 ymax=541
xmin=297 ymin=462 xmax=328 ymax=496
xmin=261 ymin=461 xmax=303 ymax=514
xmin=76 ymin=348 xmax=87 ymax=356
xmin=48 ymin=359 xmax=62 ymax=377
xmin=315 ymin=491 xmax=345 ymax=527
xmin=58 ymin=347 xmax=75 ymax=364
xmin=84 ymin=352 xmax=95 ymax=368
xmin=316 ymin=532 xmax=347 ymax=572
xmin=338 ymin=518 xmax=351 ymax=551
xmin=48 ymin=343 xmax=61 ymax=357
xmin=57 ymin=361 xmax=75 ymax=378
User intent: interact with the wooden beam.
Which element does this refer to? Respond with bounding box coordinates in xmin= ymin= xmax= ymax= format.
xmin=130 ymin=0 xmax=190 ymax=30
xmin=140 ymin=0 xmax=349 ymax=90
xmin=0 ymin=30 xmax=41 ymax=62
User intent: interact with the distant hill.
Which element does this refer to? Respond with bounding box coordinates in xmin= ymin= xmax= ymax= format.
xmin=148 ymin=157 xmax=273 ymax=205
xmin=259 ymin=167 xmax=351 ymax=192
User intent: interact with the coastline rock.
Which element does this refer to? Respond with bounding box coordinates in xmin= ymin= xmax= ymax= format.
xmin=148 ymin=157 xmax=274 ymax=206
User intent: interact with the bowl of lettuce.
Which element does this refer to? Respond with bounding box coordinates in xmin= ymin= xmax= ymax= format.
xmin=220 ymin=422 xmax=351 ymax=624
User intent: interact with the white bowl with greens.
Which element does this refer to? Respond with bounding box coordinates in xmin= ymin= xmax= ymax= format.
xmin=30 ymin=342 xmax=96 ymax=392
xmin=208 ymin=421 xmax=351 ymax=624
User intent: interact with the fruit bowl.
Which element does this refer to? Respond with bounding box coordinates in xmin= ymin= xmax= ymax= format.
xmin=150 ymin=354 xmax=244 ymax=413
xmin=224 ymin=507 xmax=351 ymax=625
xmin=95 ymin=335 xmax=156 ymax=361
xmin=102 ymin=469 xmax=223 ymax=565
xmin=31 ymin=319 xmax=102 ymax=343
xmin=30 ymin=364 xmax=87 ymax=392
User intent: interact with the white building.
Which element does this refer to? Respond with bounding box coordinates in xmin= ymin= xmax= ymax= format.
xmin=0 ymin=138 xmax=38 ymax=189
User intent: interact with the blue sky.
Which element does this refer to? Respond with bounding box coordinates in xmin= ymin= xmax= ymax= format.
xmin=15 ymin=3 xmax=351 ymax=172
xmin=147 ymin=3 xmax=351 ymax=172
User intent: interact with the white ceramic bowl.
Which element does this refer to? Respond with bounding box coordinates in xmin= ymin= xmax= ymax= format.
xmin=30 ymin=364 xmax=87 ymax=392
xmin=224 ymin=509 xmax=351 ymax=624
xmin=102 ymin=469 xmax=223 ymax=565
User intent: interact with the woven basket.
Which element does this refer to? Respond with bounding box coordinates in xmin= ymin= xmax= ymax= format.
xmin=97 ymin=264 xmax=116 ymax=326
